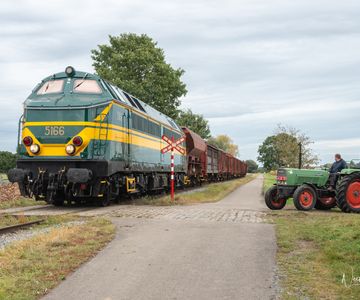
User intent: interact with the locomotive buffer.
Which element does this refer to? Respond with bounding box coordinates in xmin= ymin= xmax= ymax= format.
xmin=161 ymin=135 xmax=185 ymax=201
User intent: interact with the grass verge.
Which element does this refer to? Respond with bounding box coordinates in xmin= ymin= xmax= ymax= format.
xmin=0 ymin=216 xmax=115 ymax=300
xmin=0 ymin=173 xmax=8 ymax=183
xmin=0 ymin=215 xmax=43 ymax=227
xmin=263 ymin=172 xmax=276 ymax=193
xmin=0 ymin=198 xmax=46 ymax=210
xmin=268 ymin=210 xmax=360 ymax=299
xmin=134 ymin=174 xmax=257 ymax=205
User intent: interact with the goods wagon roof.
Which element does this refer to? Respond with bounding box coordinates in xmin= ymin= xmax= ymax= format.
xmin=182 ymin=127 xmax=206 ymax=155
xmin=24 ymin=68 xmax=181 ymax=132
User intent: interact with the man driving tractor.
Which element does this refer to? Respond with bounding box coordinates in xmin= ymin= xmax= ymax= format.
xmin=329 ymin=153 xmax=347 ymax=190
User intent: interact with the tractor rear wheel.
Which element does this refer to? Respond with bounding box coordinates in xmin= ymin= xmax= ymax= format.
xmin=265 ymin=186 xmax=287 ymax=210
xmin=314 ymin=197 xmax=336 ymax=210
xmin=336 ymin=173 xmax=360 ymax=213
xmin=293 ymin=185 xmax=317 ymax=211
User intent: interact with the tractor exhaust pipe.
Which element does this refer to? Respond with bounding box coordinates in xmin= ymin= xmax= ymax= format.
xmin=298 ymin=142 xmax=302 ymax=169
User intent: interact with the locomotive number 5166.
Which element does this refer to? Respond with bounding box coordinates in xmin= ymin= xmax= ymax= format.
xmin=44 ymin=126 xmax=65 ymax=136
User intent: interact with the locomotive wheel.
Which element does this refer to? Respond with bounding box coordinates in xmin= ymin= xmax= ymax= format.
xmin=98 ymin=185 xmax=111 ymax=207
xmin=314 ymin=197 xmax=336 ymax=210
xmin=336 ymin=173 xmax=360 ymax=213
xmin=53 ymin=196 xmax=64 ymax=207
xmin=45 ymin=191 xmax=64 ymax=206
xmin=293 ymin=185 xmax=317 ymax=211
xmin=265 ymin=186 xmax=287 ymax=210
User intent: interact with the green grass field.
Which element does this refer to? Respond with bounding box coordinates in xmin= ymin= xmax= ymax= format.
xmin=271 ymin=211 xmax=360 ymax=299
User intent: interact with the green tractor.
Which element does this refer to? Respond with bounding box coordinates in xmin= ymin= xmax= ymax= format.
xmin=265 ymin=161 xmax=360 ymax=213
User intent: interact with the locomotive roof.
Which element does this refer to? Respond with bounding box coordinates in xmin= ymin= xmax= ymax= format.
xmin=24 ymin=68 xmax=182 ymax=132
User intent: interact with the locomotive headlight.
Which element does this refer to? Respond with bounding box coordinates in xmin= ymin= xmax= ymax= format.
xmin=23 ymin=136 xmax=33 ymax=146
xmin=29 ymin=144 xmax=40 ymax=154
xmin=65 ymin=66 xmax=75 ymax=77
xmin=65 ymin=144 xmax=76 ymax=155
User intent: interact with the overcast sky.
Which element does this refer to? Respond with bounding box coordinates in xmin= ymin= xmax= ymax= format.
xmin=1 ymin=0 xmax=359 ymax=164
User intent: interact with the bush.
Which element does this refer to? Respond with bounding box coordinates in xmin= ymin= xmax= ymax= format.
xmin=245 ymin=160 xmax=258 ymax=173
xmin=0 ymin=151 xmax=17 ymax=173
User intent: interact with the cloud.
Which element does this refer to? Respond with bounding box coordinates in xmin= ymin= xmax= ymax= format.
xmin=0 ymin=0 xmax=359 ymax=164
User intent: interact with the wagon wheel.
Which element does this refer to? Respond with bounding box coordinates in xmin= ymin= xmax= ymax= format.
xmin=265 ymin=186 xmax=287 ymax=210
xmin=293 ymin=185 xmax=317 ymax=211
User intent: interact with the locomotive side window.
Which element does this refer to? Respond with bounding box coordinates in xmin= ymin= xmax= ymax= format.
xmin=37 ymin=80 xmax=64 ymax=95
xmin=132 ymin=113 xmax=161 ymax=138
xmin=73 ymin=79 xmax=102 ymax=94
xmin=123 ymin=92 xmax=138 ymax=108
xmin=131 ymin=97 xmax=146 ymax=113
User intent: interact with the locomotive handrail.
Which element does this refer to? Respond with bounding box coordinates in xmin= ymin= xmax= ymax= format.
xmin=16 ymin=114 xmax=24 ymax=152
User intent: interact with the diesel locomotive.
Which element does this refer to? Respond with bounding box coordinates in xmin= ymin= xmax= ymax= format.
xmin=8 ymin=67 xmax=247 ymax=206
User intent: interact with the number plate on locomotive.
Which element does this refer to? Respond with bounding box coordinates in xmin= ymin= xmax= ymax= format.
xmin=44 ymin=126 xmax=65 ymax=136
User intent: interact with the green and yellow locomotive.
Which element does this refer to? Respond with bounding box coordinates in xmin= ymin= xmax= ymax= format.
xmin=8 ymin=67 xmax=186 ymax=206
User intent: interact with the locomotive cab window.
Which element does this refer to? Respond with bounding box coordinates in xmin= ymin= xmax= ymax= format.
xmin=37 ymin=80 xmax=64 ymax=95
xmin=73 ymin=79 xmax=102 ymax=94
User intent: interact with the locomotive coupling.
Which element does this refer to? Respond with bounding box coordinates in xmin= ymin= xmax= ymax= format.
xmin=66 ymin=168 xmax=92 ymax=183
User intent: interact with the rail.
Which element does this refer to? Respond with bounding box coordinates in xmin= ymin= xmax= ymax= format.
xmin=0 ymin=219 xmax=45 ymax=235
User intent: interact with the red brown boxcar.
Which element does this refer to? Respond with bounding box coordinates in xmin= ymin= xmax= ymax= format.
xmin=182 ymin=128 xmax=247 ymax=185
xmin=182 ymin=127 xmax=207 ymax=185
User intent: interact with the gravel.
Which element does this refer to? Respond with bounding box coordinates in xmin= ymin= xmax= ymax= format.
xmin=0 ymin=220 xmax=86 ymax=250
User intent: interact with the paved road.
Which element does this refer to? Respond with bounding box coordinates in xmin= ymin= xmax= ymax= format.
xmin=43 ymin=176 xmax=278 ymax=300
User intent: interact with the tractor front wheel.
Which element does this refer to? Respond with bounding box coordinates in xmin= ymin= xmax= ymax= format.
xmin=265 ymin=186 xmax=287 ymax=210
xmin=336 ymin=173 xmax=360 ymax=213
xmin=293 ymin=185 xmax=317 ymax=211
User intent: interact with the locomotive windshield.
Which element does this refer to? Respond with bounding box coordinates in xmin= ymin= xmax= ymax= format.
xmin=73 ymin=79 xmax=102 ymax=94
xmin=37 ymin=79 xmax=64 ymax=95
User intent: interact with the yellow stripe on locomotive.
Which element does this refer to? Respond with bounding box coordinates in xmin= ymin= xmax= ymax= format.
xmin=21 ymin=101 xmax=186 ymax=163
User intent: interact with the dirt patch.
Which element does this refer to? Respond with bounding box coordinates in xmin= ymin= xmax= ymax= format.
xmin=0 ymin=184 xmax=21 ymax=202
xmin=286 ymin=239 xmax=317 ymax=258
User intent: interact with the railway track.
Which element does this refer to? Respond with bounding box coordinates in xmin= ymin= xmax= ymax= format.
xmin=0 ymin=204 xmax=52 ymax=217
xmin=0 ymin=219 xmax=45 ymax=235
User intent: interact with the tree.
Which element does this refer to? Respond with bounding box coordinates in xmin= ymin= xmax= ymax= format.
xmin=246 ymin=160 xmax=258 ymax=173
xmin=257 ymin=136 xmax=278 ymax=171
xmin=91 ymin=33 xmax=187 ymax=119
xmin=207 ymin=135 xmax=239 ymax=157
xmin=176 ymin=109 xmax=211 ymax=139
xmin=257 ymin=124 xmax=319 ymax=171
xmin=275 ymin=124 xmax=319 ymax=168
xmin=0 ymin=151 xmax=17 ymax=173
